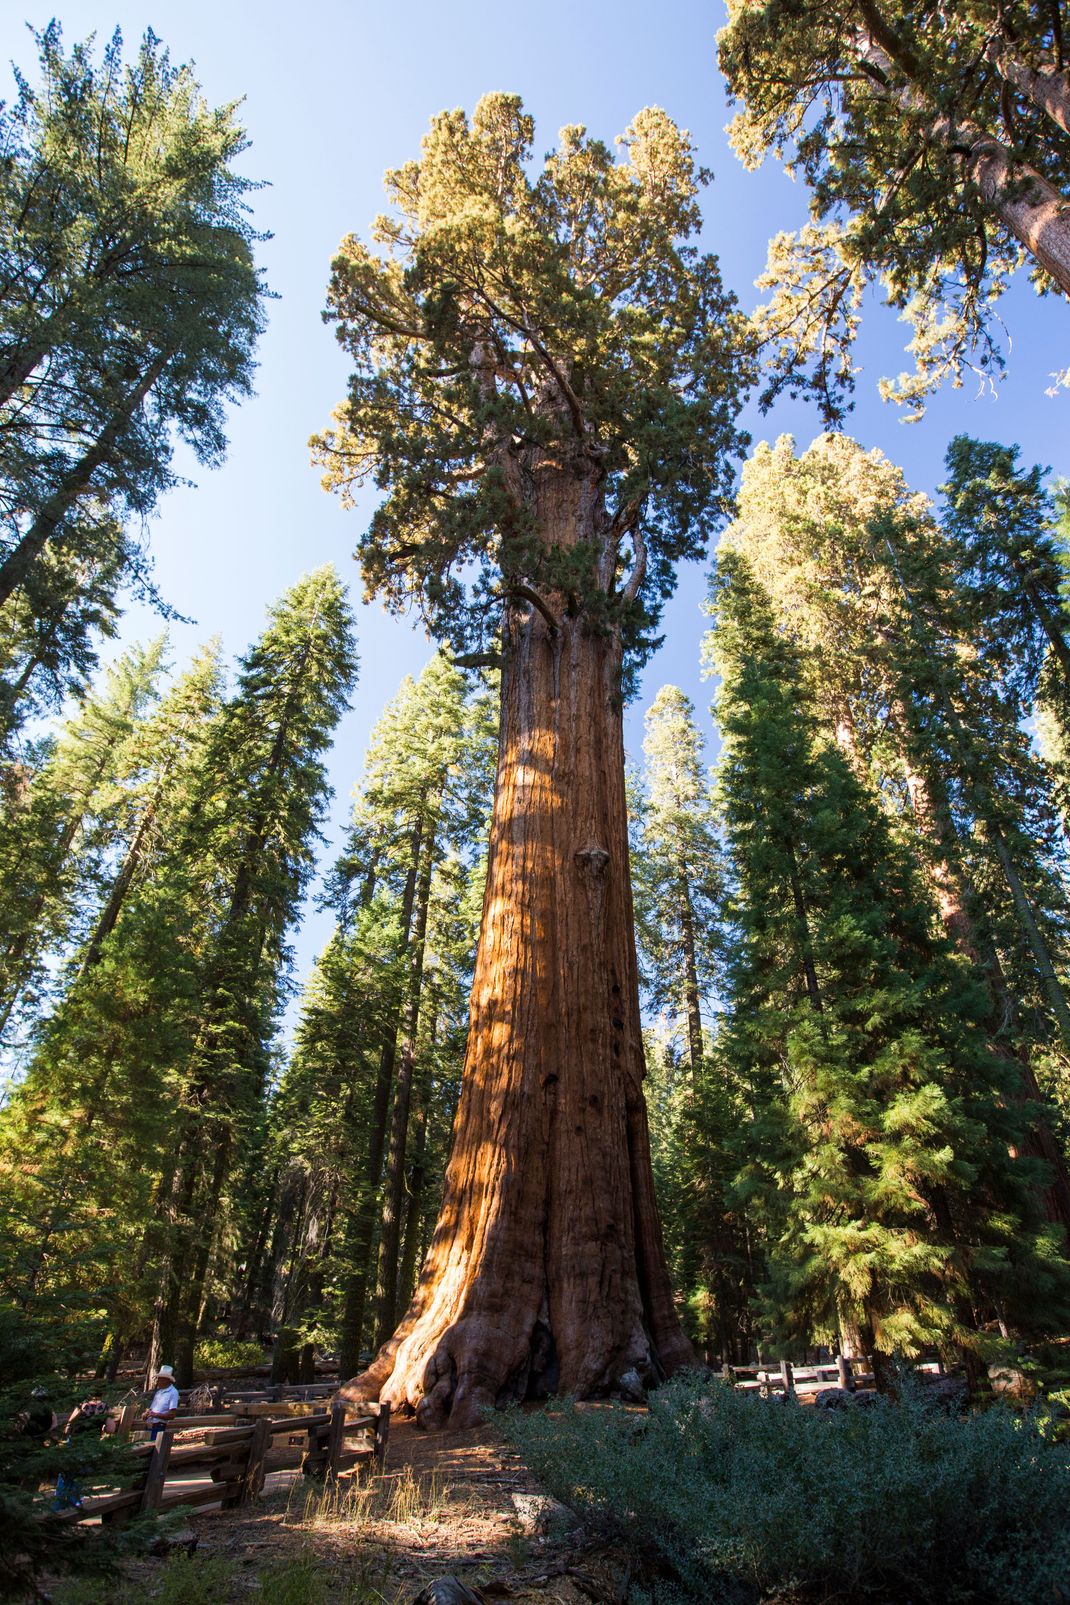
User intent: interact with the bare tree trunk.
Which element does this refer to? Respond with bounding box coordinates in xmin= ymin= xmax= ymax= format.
xmin=855 ymin=13 xmax=1070 ymax=296
xmin=397 ymin=1068 xmax=431 ymax=1318
xmin=79 ymin=798 xmax=157 ymax=972
xmin=341 ymin=597 xmax=690 ymax=1428
xmin=676 ymin=876 xmax=705 ymax=1071
xmin=0 ymin=339 xmax=50 ymax=412
xmin=956 ymin=123 xmax=1070 ymax=297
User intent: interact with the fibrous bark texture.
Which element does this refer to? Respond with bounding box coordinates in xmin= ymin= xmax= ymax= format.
xmin=341 ymin=558 xmax=691 ymax=1428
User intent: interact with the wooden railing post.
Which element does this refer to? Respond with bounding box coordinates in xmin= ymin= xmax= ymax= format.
xmin=140 ymin=1429 xmax=174 ymax=1513
xmin=326 ymin=1403 xmax=346 ymax=1480
xmin=836 ymin=1354 xmax=855 ymax=1392
xmin=116 ymin=1403 xmax=137 ymax=1438
xmin=241 ymin=1417 xmax=272 ymax=1504
xmin=374 ymin=1401 xmax=390 ymax=1471
xmin=780 ymin=1360 xmax=795 ymax=1399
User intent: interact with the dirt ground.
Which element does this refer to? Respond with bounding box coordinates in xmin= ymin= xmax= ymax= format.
xmin=120 ymin=1417 xmax=628 ymax=1604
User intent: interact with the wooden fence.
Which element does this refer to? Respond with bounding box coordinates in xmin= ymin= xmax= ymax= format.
xmin=727 ymin=1358 xmax=944 ymax=1397
xmin=46 ymin=1401 xmax=390 ymax=1530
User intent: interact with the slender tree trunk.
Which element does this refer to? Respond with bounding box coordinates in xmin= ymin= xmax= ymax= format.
xmin=341 ymin=587 xmax=690 ymax=1429
xmin=397 ymin=1071 xmax=432 ymax=1317
xmin=787 ymin=844 xmax=824 ymax=1016
xmin=0 ymin=339 xmax=50 ymax=413
xmin=990 ymin=44 xmax=1070 ymax=139
xmin=374 ymin=834 xmax=435 ymax=1345
xmin=676 ymin=875 xmax=704 ymax=1070
xmin=1012 ymin=562 xmax=1070 ymax=681
xmin=236 ymin=1167 xmax=279 ymax=1339
xmin=0 ymin=353 xmax=168 ymax=609
xmin=270 ymin=1169 xmax=309 ymax=1383
xmin=79 ymin=799 xmax=157 ymax=972
xmin=336 ymin=832 xmax=422 ymax=1375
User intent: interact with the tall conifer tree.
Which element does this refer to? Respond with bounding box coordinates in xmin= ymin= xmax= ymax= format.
xmin=710 ymin=553 xmax=1070 ymax=1385
xmin=315 ymin=95 xmax=751 ymax=1424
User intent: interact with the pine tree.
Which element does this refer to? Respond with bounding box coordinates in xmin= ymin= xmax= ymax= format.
xmin=149 ymin=566 xmax=357 ymax=1383
xmin=0 ymin=636 xmax=167 ymax=1048
xmin=710 ymin=553 xmax=1070 ymax=1386
xmin=0 ymin=24 xmax=266 ymax=610
xmin=315 ymin=92 xmax=751 ymax=1427
xmin=258 ymin=657 xmax=494 ymax=1378
xmin=0 ymin=644 xmax=225 ymax=1342
xmin=329 ymin=655 xmax=497 ymax=1374
xmin=632 ymin=686 xmax=721 ymax=1070
xmin=722 ymin=432 xmax=1070 ymax=1235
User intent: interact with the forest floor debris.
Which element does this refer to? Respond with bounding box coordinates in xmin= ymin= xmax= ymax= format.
xmin=52 ymin=1418 xmax=626 ymax=1604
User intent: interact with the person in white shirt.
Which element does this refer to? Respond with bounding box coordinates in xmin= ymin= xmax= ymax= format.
xmin=143 ymin=1364 xmax=180 ymax=1439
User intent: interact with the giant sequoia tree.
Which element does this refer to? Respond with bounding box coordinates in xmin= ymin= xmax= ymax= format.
xmin=718 ymin=0 xmax=1070 ymax=416
xmin=314 ymin=95 xmax=751 ymax=1426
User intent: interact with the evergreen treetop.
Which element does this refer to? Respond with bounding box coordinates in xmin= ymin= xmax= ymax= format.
xmin=313 ymin=93 xmax=752 ymax=670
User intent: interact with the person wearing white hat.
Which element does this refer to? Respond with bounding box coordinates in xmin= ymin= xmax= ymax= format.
xmin=143 ymin=1365 xmax=180 ymax=1439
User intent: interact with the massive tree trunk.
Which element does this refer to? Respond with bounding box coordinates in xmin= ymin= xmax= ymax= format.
xmin=340 ymin=540 xmax=690 ymax=1428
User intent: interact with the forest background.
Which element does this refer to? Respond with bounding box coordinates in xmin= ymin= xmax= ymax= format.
xmin=1 ymin=0 xmax=1064 ymax=1031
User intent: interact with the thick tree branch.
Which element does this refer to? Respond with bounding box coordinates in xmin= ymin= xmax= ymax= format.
xmin=621 ymin=524 xmax=648 ymax=604
xmin=987 ymin=41 xmax=1070 ymax=138
xmin=507 ymin=582 xmax=560 ymax=635
xmin=854 ymin=0 xmax=921 ymax=80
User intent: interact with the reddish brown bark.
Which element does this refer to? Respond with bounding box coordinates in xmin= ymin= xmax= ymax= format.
xmin=341 ymin=495 xmax=690 ymax=1426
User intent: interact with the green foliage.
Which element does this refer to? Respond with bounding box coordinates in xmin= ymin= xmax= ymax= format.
xmin=267 ymin=653 xmax=496 ymax=1369
xmin=314 ymin=93 xmax=751 ymax=673
xmin=718 ymin=2 xmax=1070 ymax=417
xmin=706 ymin=552 xmax=1069 ymax=1365
xmin=0 ymin=1303 xmax=145 ymax=1602
xmin=0 ymin=567 xmax=357 ymax=1372
xmin=0 ymin=23 xmax=268 ymax=604
xmin=502 ymin=1373 xmax=1070 ymax=1605
xmin=192 ymin=1337 xmax=264 ymax=1370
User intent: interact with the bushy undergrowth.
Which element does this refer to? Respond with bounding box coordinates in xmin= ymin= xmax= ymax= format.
xmin=0 ymin=1300 xmax=146 ymax=1602
xmin=191 ymin=1337 xmax=266 ymax=1371
xmin=501 ymin=1372 xmax=1070 ymax=1605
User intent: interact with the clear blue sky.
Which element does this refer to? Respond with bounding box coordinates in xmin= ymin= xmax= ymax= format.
xmin=2 ymin=1 xmax=1067 ymax=1021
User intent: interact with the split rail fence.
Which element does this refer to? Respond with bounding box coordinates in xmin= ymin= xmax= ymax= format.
xmin=45 ymin=1399 xmax=390 ymax=1530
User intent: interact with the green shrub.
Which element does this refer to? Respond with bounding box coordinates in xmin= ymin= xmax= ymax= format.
xmin=500 ymin=1373 xmax=1070 ymax=1605
xmin=55 ymin=1552 xmax=238 ymax=1605
xmin=0 ymin=1301 xmax=145 ymax=1602
xmin=191 ymin=1338 xmax=265 ymax=1371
